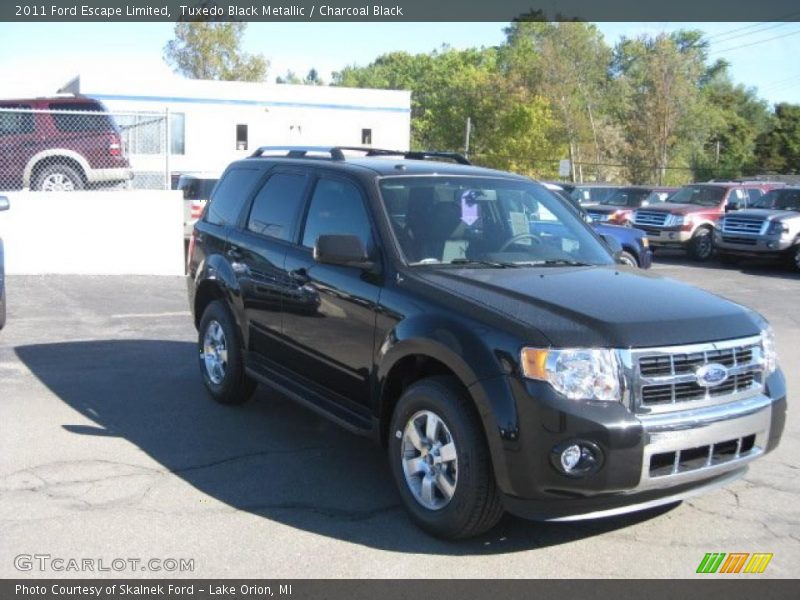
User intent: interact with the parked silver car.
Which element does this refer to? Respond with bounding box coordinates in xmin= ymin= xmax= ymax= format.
xmin=714 ymin=187 xmax=800 ymax=270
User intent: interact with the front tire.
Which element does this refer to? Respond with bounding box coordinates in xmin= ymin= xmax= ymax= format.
xmin=388 ymin=376 xmax=503 ymax=539
xmin=787 ymin=245 xmax=800 ymax=272
xmin=688 ymin=228 xmax=713 ymax=261
xmin=198 ymin=300 xmax=256 ymax=405
xmin=618 ymin=250 xmax=638 ymax=268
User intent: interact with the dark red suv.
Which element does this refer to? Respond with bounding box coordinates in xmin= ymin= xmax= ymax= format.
xmin=0 ymin=95 xmax=132 ymax=191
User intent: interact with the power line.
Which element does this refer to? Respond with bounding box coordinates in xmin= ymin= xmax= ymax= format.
xmin=710 ymin=28 xmax=800 ymax=55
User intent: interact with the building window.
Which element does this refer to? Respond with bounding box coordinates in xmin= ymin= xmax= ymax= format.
xmin=236 ymin=124 xmax=248 ymax=151
xmin=361 ymin=128 xmax=372 ymax=145
xmin=170 ymin=112 xmax=185 ymax=155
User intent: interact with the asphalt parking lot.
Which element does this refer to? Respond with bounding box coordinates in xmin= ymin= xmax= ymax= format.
xmin=0 ymin=257 xmax=797 ymax=578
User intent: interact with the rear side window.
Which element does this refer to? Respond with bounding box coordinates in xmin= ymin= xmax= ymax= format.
xmin=301 ymin=178 xmax=372 ymax=250
xmin=0 ymin=104 xmax=34 ymax=135
xmin=247 ymin=173 xmax=308 ymax=241
xmin=206 ymin=168 xmax=262 ymax=227
xmin=48 ymin=101 xmax=115 ymax=132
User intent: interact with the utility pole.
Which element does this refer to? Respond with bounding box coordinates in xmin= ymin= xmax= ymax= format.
xmin=464 ymin=117 xmax=471 ymax=159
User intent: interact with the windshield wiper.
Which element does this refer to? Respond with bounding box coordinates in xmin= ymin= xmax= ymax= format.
xmin=447 ymin=258 xmax=521 ymax=268
xmin=533 ymin=259 xmax=595 ymax=267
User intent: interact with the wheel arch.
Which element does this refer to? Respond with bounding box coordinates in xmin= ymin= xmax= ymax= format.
xmin=24 ymin=150 xmax=90 ymax=189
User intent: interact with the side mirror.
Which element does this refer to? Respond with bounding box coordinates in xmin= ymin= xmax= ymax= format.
xmin=600 ymin=233 xmax=624 ymax=262
xmin=725 ymin=201 xmax=740 ymax=213
xmin=0 ymin=196 xmax=9 ymax=212
xmin=314 ymin=234 xmax=374 ymax=270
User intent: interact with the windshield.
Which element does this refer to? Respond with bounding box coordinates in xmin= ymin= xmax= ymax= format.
xmin=668 ymin=185 xmax=726 ymax=207
xmin=378 ymin=177 xmax=614 ymax=267
xmin=752 ymin=189 xmax=800 ymax=211
xmin=600 ymin=188 xmax=656 ymax=207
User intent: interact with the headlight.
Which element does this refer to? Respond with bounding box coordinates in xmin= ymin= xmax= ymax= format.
xmin=766 ymin=221 xmax=789 ymax=236
xmin=761 ymin=326 xmax=778 ymax=375
xmin=521 ymin=348 xmax=622 ymax=402
xmin=667 ymin=214 xmax=685 ymax=227
xmin=641 ymin=237 xmax=649 ymax=248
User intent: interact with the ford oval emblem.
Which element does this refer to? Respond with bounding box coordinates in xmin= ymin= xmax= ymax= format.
xmin=696 ymin=363 xmax=729 ymax=388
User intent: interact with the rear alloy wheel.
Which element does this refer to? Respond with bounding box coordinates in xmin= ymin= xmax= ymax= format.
xmin=34 ymin=163 xmax=85 ymax=191
xmin=618 ymin=250 xmax=638 ymax=268
xmin=198 ymin=300 xmax=256 ymax=405
xmin=689 ymin=228 xmax=713 ymax=261
xmin=388 ymin=376 xmax=504 ymax=539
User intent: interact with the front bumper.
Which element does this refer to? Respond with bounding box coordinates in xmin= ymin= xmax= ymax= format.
xmin=637 ymin=226 xmax=693 ymax=245
xmin=713 ymin=231 xmax=794 ymax=256
xmin=481 ymin=368 xmax=786 ymax=521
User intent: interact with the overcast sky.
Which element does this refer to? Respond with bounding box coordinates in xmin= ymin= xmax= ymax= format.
xmin=0 ymin=22 xmax=798 ymax=105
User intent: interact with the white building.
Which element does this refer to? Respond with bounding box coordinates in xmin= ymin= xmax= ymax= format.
xmin=59 ymin=73 xmax=411 ymax=186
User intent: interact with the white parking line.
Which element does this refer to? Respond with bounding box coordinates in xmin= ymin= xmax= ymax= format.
xmin=110 ymin=311 xmax=191 ymax=319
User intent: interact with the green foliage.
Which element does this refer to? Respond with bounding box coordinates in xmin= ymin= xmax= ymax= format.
xmin=755 ymin=103 xmax=800 ymax=174
xmin=164 ymin=23 xmax=268 ymax=82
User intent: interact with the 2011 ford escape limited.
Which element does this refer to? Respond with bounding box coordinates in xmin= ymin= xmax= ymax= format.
xmin=186 ymin=147 xmax=786 ymax=539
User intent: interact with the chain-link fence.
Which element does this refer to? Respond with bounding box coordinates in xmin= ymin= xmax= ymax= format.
xmin=0 ymin=104 xmax=173 ymax=192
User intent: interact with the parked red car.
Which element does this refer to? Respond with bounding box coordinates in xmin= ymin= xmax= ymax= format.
xmin=0 ymin=95 xmax=132 ymax=191
xmin=632 ymin=182 xmax=784 ymax=260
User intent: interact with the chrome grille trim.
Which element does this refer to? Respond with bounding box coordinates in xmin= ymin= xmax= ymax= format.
xmin=633 ymin=210 xmax=669 ymax=227
xmin=722 ymin=217 xmax=767 ymax=236
xmin=617 ymin=335 xmax=764 ymax=415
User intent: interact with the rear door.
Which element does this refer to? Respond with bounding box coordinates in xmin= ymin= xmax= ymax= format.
xmin=227 ymin=168 xmax=311 ymax=363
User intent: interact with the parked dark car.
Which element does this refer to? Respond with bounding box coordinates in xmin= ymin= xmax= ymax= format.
xmin=632 ymin=182 xmax=784 ymax=261
xmin=586 ymin=186 xmax=676 ymax=226
xmin=567 ymin=183 xmax=623 ymax=206
xmin=544 ymin=183 xmax=652 ymax=268
xmin=0 ymin=95 xmax=132 ymax=191
xmin=0 ymin=195 xmax=8 ymax=329
xmin=187 ymin=147 xmax=785 ymax=539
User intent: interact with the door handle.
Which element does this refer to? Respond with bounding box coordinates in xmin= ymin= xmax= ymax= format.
xmin=289 ymin=267 xmax=310 ymax=284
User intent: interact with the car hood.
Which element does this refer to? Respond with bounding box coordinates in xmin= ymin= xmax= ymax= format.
xmin=728 ymin=208 xmax=800 ymax=222
xmin=412 ymin=266 xmax=760 ymax=348
xmin=639 ymin=202 xmax=718 ymax=215
xmin=587 ymin=205 xmax=630 ymax=214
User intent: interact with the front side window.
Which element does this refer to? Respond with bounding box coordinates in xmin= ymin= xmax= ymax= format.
xmin=206 ymin=168 xmax=262 ymax=227
xmin=302 ymin=178 xmax=372 ymax=250
xmin=379 ymin=177 xmax=613 ymax=267
xmin=247 ymin=173 xmax=308 ymax=241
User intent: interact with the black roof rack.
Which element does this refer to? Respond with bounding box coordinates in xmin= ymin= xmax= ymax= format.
xmin=249 ymin=145 xmax=471 ymax=165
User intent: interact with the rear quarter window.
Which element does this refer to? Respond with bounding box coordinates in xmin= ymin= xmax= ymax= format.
xmin=206 ymin=168 xmax=262 ymax=227
xmin=0 ymin=104 xmax=34 ymax=135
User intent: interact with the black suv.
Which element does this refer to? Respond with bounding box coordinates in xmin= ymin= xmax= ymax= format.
xmin=187 ymin=147 xmax=786 ymax=539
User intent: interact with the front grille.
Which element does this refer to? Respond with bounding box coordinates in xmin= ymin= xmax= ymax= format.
xmin=634 ymin=338 xmax=763 ymax=411
xmin=634 ymin=210 xmax=669 ymax=227
xmin=722 ymin=217 xmax=765 ymax=235
xmin=721 ymin=236 xmax=758 ymax=246
xmin=649 ymin=434 xmax=757 ymax=477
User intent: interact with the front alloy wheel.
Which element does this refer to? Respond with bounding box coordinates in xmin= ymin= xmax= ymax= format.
xmin=690 ymin=229 xmax=713 ymax=261
xmin=202 ymin=320 xmax=228 ymax=385
xmin=401 ymin=410 xmax=458 ymax=510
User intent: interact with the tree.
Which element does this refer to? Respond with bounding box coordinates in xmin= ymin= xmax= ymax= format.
xmin=276 ymin=70 xmax=302 ymax=85
xmin=613 ymin=31 xmax=710 ymax=184
xmin=754 ymin=103 xmax=800 ymax=174
xmin=164 ymin=23 xmax=268 ymax=82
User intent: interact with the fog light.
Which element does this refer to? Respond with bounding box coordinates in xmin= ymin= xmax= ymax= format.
xmin=560 ymin=445 xmax=582 ymax=472
xmin=767 ymin=242 xmax=777 ymax=249
xmin=551 ymin=440 xmax=604 ymax=477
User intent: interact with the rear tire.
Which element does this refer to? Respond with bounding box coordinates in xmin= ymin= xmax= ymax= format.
xmin=198 ymin=300 xmax=256 ymax=405
xmin=787 ymin=245 xmax=800 ymax=272
xmin=688 ymin=228 xmax=713 ymax=261
xmin=33 ymin=162 xmax=85 ymax=191
xmin=388 ymin=376 xmax=504 ymax=539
